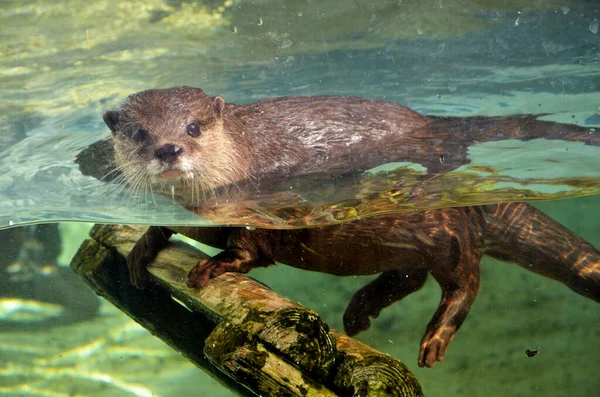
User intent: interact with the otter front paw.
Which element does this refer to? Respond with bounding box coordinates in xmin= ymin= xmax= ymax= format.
xmin=128 ymin=241 xmax=157 ymax=289
xmin=344 ymin=285 xmax=384 ymax=336
xmin=343 ymin=293 xmax=382 ymax=336
xmin=186 ymin=258 xmax=220 ymax=288
xmin=343 ymin=311 xmax=372 ymax=337
xmin=186 ymin=249 xmax=262 ymax=289
xmin=128 ymin=226 xmax=173 ymax=290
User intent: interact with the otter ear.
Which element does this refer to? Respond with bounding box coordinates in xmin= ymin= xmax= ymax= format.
xmin=211 ymin=96 xmax=225 ymax=117
xmin=102 ymin=110 xmax=119 ymax=134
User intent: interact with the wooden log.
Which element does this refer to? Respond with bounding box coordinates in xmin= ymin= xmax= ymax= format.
xmin=69 ymin=235 xmax=257 ymax=396
xmin=71 ymin=224 xmax=423 ymax=396
xmin=205 ymin=321 xmax=336 ymax=397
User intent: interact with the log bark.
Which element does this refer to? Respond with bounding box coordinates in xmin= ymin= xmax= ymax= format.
xmin=71 ymin=224 xmax=423 ymax=397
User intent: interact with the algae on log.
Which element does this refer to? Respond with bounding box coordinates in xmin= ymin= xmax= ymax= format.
xmin=71 ymin=224 xmax=423 ymax=397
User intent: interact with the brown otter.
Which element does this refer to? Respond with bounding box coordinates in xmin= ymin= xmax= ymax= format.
xmin=101 ymin=86 xmax=599 ymax=217
xmin=126 ymin=204 xmax=600 ymax=368
xmin=102 ymin=87 xmax=600 ymax=368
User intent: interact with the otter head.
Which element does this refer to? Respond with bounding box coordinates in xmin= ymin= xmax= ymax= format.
xmin=103 ymin=86 xmax=251 ymax=201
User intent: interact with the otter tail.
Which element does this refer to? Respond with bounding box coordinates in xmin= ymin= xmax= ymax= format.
xmin=482 ymin=202 xmax=600 ymax=303
xmin=429 ymin=114 xmax=598 ymax=146
xmin=417 ymin=115 xmax=598 ymax=173
xmin=429 ymin=114 xmax=600 ymax=146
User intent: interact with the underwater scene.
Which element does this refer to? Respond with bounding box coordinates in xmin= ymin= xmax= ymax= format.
xmin=1 ymin=0 xmax=599 ymax=396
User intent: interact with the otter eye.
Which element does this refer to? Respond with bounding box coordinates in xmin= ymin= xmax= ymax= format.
xmin=186 ymin=122 xmax=201 ymax=138
xmin=132 ymin=128 xmax=149 ymax=143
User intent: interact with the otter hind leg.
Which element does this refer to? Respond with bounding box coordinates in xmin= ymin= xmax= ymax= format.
xmin=343 ymin=269 xmax=428 ymax=337
xmin=419 ymin=235 xmax=481 ymax=368
xmin=485 ymin=202 xmax=600 ymax=303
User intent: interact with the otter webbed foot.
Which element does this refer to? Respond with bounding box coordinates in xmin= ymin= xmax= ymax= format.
xmin=418 ymin=326 xmax=454 ymax=368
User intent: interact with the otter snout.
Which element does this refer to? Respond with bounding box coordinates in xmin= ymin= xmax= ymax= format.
xmin=155 ymin=143 xmax=183 ymax=163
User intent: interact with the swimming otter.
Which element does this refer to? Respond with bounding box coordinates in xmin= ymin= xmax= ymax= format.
xmin=102 ymin=86 xmax=599 ymax=218
xmin=102 ymin=87 xmax=600 ymax=367
xmin=126 ymin=203 xmax=599 ymax=368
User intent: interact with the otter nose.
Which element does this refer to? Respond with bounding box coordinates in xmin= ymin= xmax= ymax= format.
xmin=155 ymin=144 xmax=183 ymax=163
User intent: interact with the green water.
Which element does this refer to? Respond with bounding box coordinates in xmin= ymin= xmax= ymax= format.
xmin=1 ymin=0 xmax=599 ymax=396
xmin=1 ymin=0 xmax=599 ymax=228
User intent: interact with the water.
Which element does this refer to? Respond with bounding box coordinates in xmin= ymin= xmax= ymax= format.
xmin=1 ymin=0 xmax=599 ymax=396
xmin=1 ymin=0 xmax=600 ymax=228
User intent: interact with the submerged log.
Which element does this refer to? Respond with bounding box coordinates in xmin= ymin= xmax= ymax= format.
xmin=71 ymin=224 xmax=423 ymax=397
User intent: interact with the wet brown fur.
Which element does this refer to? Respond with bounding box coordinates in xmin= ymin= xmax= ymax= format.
xmin=104 ymin=86 xmax=599 ymax=200
xmin=105 ymin=87 xmax=600 ymax=368
xmin=129 ymin=202 xmax=600 ymax=368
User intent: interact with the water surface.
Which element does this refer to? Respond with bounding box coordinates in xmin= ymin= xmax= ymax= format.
xmin=1 ymin=0 xmax=599 ymax=228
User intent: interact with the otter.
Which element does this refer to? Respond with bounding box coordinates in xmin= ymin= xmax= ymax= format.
xmin=127 ymin=204 xmax=600 ymax=368
xmin=102 ymin=87 xmax=600 ymax=368
xmin=101 ymin=86 xmax=599 ymax=217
